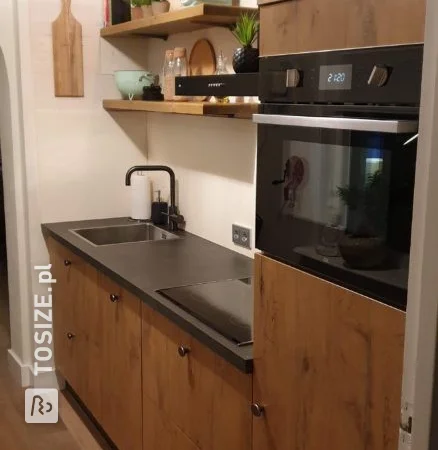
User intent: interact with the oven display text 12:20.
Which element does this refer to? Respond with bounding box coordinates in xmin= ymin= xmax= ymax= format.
xmin=319 ymin=64 xmax=353 ymax=90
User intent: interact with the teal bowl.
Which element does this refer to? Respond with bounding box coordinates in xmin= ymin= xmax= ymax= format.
xmin=114 ymin=71 xmax=156 ymax=100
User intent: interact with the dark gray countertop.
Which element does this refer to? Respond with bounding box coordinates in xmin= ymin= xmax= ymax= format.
xmin=42 ymin=217 xmax=254 ymax=373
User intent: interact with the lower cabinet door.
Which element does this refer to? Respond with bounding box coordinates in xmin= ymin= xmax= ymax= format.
xmin=142 ymin=304 xmax=252 ymax=450
xmin=252 ymin=254 xmax=405 ymax=450
xmin=49 ymin=238 xmax=77 ymax=381
xmin=143 ymin=396 xmax=200 ymax=450
xmin=98 ymin=273 xmax=142 ymax=450
xmin=48 ymin=237 xmax=99 ymax=406
xmin=49 ymin=238 xmax=142 ymax=450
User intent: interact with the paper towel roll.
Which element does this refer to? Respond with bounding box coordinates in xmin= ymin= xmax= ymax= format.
xmin=130 ymin=173 xmax=151 ymax=220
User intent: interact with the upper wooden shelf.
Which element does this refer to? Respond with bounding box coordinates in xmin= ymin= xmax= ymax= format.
xmin=100 ymin=4 xmax=257 ymax=39
xmin=103 ymin=99 xmax=259 ymax=119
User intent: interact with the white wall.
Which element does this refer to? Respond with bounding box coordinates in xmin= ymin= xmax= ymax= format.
xmin=143 ymin=0 xmax=257 ymax=257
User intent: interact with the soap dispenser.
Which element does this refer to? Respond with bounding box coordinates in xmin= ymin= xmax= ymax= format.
xmin=151 ymin=190 xmax=168 ymax=226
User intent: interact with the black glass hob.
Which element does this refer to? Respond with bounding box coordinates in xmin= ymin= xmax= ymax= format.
xmin=158 ymin=278 xmax=253 ymax=345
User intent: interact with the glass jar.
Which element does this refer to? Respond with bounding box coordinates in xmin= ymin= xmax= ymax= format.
xmin=214 ymin=51 xmax=229 ymax=104
xmin=173 ymin=47 xmax=188 ymax=102
xmin=163 ymin=49 xmax=175 ymax=101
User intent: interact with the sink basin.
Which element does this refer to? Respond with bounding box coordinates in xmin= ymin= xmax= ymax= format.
xmin=70 ymin=223 xmax=179 ymax=246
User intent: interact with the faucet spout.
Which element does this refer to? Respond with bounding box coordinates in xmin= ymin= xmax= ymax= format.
xmin=125 ymin=165 xmax=182 ymax=231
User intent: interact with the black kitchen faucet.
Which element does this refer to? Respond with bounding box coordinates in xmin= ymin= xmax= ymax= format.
xmin=125 ymin=165 xmax=184 ymax=232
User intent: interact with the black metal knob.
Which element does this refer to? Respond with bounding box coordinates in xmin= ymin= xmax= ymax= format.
xmin=251 ymin=403 xmax=265 ymax=417
xmin=110 ymin=294 xmax=120 ymax=303
xmin=178 ymin=345 xmax=190 ymax=357
xmin=66 ymin=332 xmax=75 ymax=340
xmin=64 ymin=260 xmax=71 ymax=266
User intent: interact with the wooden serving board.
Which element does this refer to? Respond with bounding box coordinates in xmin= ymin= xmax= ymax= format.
xmin=52 ymin=0 xmax=84 ymax=97
xmin=189 ymin=39 xmax=216 ymax=101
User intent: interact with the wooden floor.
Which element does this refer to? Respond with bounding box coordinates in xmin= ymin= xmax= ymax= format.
xmin=0 ymin=261 xmax=90 ymax=450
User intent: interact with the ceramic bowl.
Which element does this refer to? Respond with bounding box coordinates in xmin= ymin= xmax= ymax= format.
xmin=114 ymin=71 xmax=156 ymax=100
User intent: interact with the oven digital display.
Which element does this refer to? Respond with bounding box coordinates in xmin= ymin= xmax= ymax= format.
xmin=319 ymin=64 xmax=353 ymax=90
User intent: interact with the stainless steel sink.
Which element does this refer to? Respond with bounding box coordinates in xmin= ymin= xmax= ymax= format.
xmin=70 ymin=223 xmax=179 ymax=246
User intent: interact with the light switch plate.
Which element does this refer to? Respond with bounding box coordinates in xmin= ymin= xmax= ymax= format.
xmin=232 ymin=224 xmax=251 ymax=249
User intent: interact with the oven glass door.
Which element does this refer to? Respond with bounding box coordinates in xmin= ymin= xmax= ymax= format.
xmin=255 ymin=114 xmax=418 ymax=307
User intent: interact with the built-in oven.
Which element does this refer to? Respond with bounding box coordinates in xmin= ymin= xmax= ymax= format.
xmin=254 ymin=44 xmax=423 ymax=309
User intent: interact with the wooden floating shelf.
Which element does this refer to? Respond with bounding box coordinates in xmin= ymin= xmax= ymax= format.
xmin=100 ymin=4 xmax=257 ymax=39
xmin=103 ymin=100 xmax=259 ymax=119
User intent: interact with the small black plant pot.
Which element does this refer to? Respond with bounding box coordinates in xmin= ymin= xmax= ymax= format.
xmin=338 ymin=235 xmax=387 ymax=269
xmin=232 ymin=47 xmax=259 ymax=74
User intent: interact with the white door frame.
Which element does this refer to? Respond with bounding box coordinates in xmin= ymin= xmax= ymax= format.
xmin=402 ymin=0 xmax=438 ymax=448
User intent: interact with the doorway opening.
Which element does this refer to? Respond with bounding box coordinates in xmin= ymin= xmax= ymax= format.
xmin=0 ymin=141 xmax=9 ymax=345
xmin=0 ymin=51 xmax=10 ymax=348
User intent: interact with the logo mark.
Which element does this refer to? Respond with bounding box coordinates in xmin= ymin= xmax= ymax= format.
xmin=25 ymin=389 xmax=58 ymax=423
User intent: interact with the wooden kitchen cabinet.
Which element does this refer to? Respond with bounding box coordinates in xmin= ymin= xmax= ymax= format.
xmin=260 ymin=0 xmax=426 ymax=56
xmin=48 ymin=238 xmax=100 ymax=411
xmin=143 ymin=395 xmax=200 ymax=450
xmin=47 ymin=238 xmax=142 ymax=450
xmin=252 ymin=254 xmax=405 ymax=450
xmin=97 ymin=273 xmax=142 ymax=450
xmin=142 ymin=304 xmax=252 ymax=450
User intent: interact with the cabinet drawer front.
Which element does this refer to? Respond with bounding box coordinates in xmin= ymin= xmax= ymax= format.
xmin=260 ymin=0 xmax=425 ymax=56
xmin=142 ymin=305 xmax=252 ymax=450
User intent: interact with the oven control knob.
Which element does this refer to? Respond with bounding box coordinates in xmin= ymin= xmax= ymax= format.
xmin=286 ymin=69 xmax=301 ymax=88
xmin=368 ymin=65 xmax=390 ymax=87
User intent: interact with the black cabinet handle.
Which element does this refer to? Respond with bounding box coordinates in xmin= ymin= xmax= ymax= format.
xmin=66 ymin=332 xmax=75 ymax=340
xmin=178 ymin=345 xmax=190 ymax=357
xmin=251 ymin=403 xmax=265 ymax=417
xmin=109 ymin=294 xmax=120 ymax=303
xmin=64 ymin=260 xmax=71 ymax=266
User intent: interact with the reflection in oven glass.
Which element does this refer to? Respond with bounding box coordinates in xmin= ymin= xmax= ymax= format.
xmin=279 ymin=140 xmax=396 ymax=270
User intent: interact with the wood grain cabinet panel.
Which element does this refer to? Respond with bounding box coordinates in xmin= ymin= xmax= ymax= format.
xmin=260 ymin=0 xmax=426 ymax=56
xmin=253 ymin=254 xmax=405 ymax=450
xmin=142 ymin=304 xmax=252 ymax=450
xmin=48 ymin=238 xmax=142 ymax=450
xmin=97 ymin=274 xmax=142 ymax=450
xmin=143 ymin=396 xmax=200 ymax=450
xmin=48 ymin=238 xmax=100 ymax=412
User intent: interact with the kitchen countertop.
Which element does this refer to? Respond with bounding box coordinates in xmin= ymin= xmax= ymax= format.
xmin=42 ymin=217 xmax=254 ymax=373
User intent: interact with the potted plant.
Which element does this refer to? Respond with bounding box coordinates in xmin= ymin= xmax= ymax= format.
xmin=337 ymin=170 xmax=388 ymax=269
xmin=128 ymin=0 xmax=148 ymax=19
xmin=231 ymin=12 xmax=260 ymax=73
xmin=141 ymin=0 xmax=153 ymax=17
xmin=152 ymin=0 xmax=171 ymax=15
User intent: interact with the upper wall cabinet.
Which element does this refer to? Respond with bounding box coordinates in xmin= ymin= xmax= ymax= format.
xmin=259 ymin=0 xmax=426 ymax=56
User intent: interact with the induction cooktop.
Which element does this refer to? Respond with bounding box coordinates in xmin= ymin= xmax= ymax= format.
xmin=158 ymin=278 xmax=253 ymax=345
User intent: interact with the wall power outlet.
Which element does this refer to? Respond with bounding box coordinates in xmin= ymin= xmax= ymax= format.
xmin=232 ymin=224 xmax=251 ymax=250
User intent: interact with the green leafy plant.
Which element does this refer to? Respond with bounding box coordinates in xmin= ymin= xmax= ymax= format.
xmin=232 ymin=12 xmax=259 ymax=48
xmin=337 ymin=170 xmax=387 ymax=237
xmin=129 ymin=0 xmax=149 ymax=7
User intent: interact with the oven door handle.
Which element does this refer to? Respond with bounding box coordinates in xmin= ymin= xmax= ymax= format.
xmin=253 ymin=114 xmax=418 ymax=134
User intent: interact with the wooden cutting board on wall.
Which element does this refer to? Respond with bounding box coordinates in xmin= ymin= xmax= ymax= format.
xmin=52 ymin=0 xmax=84 ymax=97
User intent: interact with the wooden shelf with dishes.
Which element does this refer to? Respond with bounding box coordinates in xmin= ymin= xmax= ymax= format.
xmin=100 ymin=4 xmax=257 ymax=39
xmin=102 ymin=99 xmax=259 ymax=119
xmin=101 ymin=5 xmax=259 ymax=120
